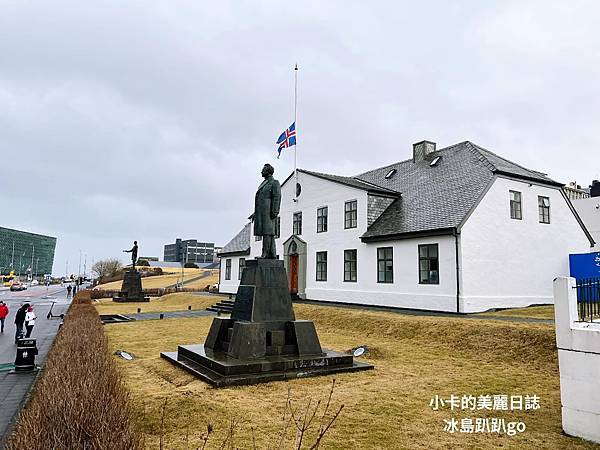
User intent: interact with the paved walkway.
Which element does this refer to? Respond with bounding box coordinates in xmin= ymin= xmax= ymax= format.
xmin=106 ymin=309 xmax=217 ymax=323
xmin=0 ymin=286 xmax=69 ymax=447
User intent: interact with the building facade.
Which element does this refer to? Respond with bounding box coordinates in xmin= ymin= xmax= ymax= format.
xmin=0 ymin=226 xmax=57 ymax=276
xmin=219 ymin=140 xmax=594 ymax=313
xmin=564 ymin=182 xmax=590 ymax=200
xmin=218 ymin=224 xmax=251 ymax=293
xmin=164 ymin=238 xmax=216 ymax=264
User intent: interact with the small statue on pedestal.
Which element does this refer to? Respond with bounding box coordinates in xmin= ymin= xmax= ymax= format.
xmin=123 ymin=241 xmax=138 ymax=270
xmin=113 ymin=240 xmax=148 ymax=303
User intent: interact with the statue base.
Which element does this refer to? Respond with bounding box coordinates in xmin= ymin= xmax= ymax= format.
xmin=161 ymin=259 xmax=373 ymax=387
xmin=112 ymin=269 xmax=150 ymax=302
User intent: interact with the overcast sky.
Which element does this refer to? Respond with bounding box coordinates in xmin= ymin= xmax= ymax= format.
xmin=1 ymin=1 xmax=599 ymax=275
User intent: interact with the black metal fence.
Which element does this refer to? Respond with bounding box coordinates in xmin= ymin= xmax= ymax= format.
xmin=575 ymin=277 xmax=600 ymax=322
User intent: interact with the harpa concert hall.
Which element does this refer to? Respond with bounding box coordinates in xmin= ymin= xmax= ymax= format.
xmin=0 ymin=226 xmax=57 ymax=276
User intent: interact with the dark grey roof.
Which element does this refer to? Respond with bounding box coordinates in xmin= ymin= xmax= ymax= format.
xmin=357 ymin=141 xmax=563 ymax=240
xmin=219 ymin=223 xmax=251 ymax=255
xmin=282 ymin=169 xmax=400 ymax=196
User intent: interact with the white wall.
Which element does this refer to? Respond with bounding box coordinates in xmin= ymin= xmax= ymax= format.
xmin=307 ymin=235 xmax=458 ymax=312
xmin=250 ymin=171 xmax=458 ymax=312
xmin=573 ymin=196 xmax=600 ymax=251
xmin=218 ymin=254 xmax=247 ymax=294
xmin=553 ymin=277 xmax=600 ymax=445
xmin=460 ymin=177 xmax=592 ymax=313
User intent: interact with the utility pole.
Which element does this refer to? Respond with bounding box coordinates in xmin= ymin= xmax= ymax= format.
xmin=11 ymin=241 xmax=14 ymax=268
xmin=78 ymin=249 xmax=82 ymax=281
xmin=66 ymin=259 xmax=68 ymax=278
xmin=84 ymin=254 xmax=87 ymax=280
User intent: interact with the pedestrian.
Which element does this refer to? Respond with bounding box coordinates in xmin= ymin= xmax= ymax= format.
xmin=24 ymin=306 xmax=36 ymax=338
xmin=0 ymin=301 xmax=8 ymax=333
xmin=14 ymin=303 xmax=28 ymax=343
xmin=67 ymin=284 xmax=72 ymax=298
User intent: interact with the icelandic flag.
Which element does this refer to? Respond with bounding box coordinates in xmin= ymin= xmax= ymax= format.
xmin=276 ymin=122 xmax=296 ymax=158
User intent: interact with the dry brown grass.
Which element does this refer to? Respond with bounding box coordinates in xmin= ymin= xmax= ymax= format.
xmin=183 ymin=270 xmax=219 ymax=289
xmin=94 ymin=292 xmax=220 ymax=315
xmin=96 ymin=269 xmax=216 ymax=291
xmin=7 ymin=291 xmax=142 ymax=449
xmin=478 ymin=305 xmax=555 ymax=321
xmin=103 ymin=303 xmax=599 ymax=449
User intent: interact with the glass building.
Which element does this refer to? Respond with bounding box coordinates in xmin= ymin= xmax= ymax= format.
xmin=0 ymin=227 xmax=57 ymax=276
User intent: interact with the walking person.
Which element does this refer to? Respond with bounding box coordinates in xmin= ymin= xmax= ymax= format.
xmin=67 ymin=284 xmax=72 ymax=298
xmin=14 ymin=303 xmax=28 ymax=343
xmin=24 ymin=306 xmax=36 ymax=338
xmin=0 ymin=301 xmax=8 ymax=333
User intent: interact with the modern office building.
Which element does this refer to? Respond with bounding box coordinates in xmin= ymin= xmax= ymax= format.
xmin=163 ymin=238 xmax=216 ymax=264
xmin=0 ymin=226 xmax=57 ymax=276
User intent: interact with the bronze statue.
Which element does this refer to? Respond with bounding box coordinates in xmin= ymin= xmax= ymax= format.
xmin=123 ymin=241 xmax=138 ymax=269
xmin=254 ymin=164 xmax=281 ymax=259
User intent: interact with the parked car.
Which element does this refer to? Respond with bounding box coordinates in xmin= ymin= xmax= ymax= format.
xmin=10 ymin=281 xmax=27 ymax=291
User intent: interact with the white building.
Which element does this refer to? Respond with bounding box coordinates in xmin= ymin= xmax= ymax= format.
xmin=219 ymin=141 xmax=594 ymax=313
xmin=218 ymin=223 xmax=251 ymax=294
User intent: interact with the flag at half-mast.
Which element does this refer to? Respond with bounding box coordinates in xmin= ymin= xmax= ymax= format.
xmin=276 ymin=122 xmax=296 ymax=158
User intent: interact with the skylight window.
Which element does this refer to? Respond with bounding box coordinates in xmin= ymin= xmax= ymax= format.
xmin=385 ymin=169 xmax=397 ymax=179
xmin=430 ymin=156 xmax=441 ymax=167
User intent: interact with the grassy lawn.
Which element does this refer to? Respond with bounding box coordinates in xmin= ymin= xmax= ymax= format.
xmin=95 ymin=293 xmax=219 ymax=315
xmin=96 ymin=269 xmax=211 ymax=290
xmin=103 ymin=303 xmax=598 ymax=449
xmin=478 ymin=305 xmax=555 ymax=321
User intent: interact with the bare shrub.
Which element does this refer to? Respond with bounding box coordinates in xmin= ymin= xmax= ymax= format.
xmin=6 ymin=291 xmax=143 ymax=449
xmin=92 ymin=258 xmax=123 ymax=280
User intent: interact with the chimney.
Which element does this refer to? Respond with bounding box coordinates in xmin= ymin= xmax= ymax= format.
xmin=413 ymin=140 xmax=436 ymax=163
xmin=591 ymin=180 xmax=600 ymax=198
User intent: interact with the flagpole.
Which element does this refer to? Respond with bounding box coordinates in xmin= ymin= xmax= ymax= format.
xmin=294 ymin=63 xmax=298 ymax=202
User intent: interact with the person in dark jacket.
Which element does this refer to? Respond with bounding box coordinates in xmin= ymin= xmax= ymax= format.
xmin=14 ymin=303 xmax=29 ymax=343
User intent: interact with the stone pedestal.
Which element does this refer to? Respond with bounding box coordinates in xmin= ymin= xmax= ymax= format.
xmin=112 ymin=270 xmax=150 ymax=302
xmin=161 ymin=259 xmax=373 ymax=387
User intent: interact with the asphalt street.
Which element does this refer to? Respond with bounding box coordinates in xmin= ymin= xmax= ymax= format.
xmin=0 ymin=284 xmax=71 ymax=446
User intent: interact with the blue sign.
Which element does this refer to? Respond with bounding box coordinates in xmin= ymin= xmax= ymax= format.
xmin=569 ymin=251 xmax=600 ymax=279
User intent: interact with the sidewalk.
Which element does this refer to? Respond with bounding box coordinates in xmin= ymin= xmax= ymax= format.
xmin=0 ymin=293 xmax=69 ymax=447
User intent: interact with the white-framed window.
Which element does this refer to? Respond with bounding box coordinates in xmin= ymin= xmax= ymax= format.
xmin=510 ymin=190 xmax=522 ymax=220
xmin=225 ymin=259 xmax=232 ymax=280
xmin=344 ymin=200 xmax=357 ymax=229
xmin=317 ymin=207 xmax=328 ymax=233
xmin=538 ymin=196 xmax=550 ymax=224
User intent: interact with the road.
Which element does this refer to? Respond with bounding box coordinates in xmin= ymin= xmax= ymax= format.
xmin=0 ymin=284 xmax=71 ymax=446
xmin=0 ymin=284 xmax=71 ymax=347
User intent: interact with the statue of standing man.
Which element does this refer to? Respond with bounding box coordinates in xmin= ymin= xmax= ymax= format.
xmin=254 ymin=164 xmax=281 ymax=259
xmin=124 ymin=241 xmax=138 ymax=270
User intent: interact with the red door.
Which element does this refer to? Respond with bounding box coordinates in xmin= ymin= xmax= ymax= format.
xmin=289 ymin=254 xmax=299 ymax=294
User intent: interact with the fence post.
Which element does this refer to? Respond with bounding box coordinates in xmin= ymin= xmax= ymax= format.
xmin=553 ymin=277 xmax=578 ymax=350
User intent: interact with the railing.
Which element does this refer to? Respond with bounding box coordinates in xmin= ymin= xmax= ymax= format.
xmin=575 ymin=277 xmax=600 ymax=322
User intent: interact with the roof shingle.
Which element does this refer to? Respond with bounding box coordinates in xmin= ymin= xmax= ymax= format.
xmin=219 ymin=223 xmax=251 ymax=255
xmin=357 ymin=141 xmax=563 ymax=240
